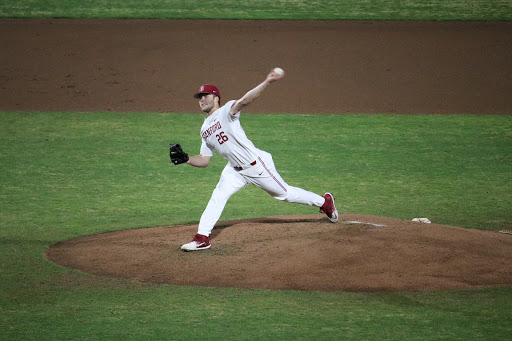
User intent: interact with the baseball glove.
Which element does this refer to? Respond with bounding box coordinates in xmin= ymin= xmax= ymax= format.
xmin=169 ymin=143 xmax=189 ymax=165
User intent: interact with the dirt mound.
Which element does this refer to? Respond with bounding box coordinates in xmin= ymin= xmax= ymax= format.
xmin=46 ymin=215 xmax=512 ymax=292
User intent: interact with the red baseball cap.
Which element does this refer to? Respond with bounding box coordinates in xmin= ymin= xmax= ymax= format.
xmin=193 ymin=84 xmax=221 ymax=99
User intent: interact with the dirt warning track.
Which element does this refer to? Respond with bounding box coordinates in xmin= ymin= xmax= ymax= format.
xmin=1 ymin=19 xmax=511 ymax=114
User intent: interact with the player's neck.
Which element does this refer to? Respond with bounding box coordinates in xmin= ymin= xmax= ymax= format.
xmin=206 ymin=104 xmax=220 ymax=117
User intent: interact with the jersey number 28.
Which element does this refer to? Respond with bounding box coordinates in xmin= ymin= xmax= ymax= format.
xmin=217 ymin=132 xmax=229 ymax=144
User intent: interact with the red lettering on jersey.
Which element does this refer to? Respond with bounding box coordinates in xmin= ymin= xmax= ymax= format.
xmin=202 ymin=121 xmax=222 ymax=140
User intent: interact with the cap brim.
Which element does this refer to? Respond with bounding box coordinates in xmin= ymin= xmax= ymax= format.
xmin=193 ymin=92 xmax=218 ymax=99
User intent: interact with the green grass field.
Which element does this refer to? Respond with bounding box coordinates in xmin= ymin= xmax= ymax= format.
xmin=1 ymin=112 xmax=511 ymax=340
xmin=1 ymin=1 xmax=512 ymax=340
xmin=1 ymin=0 xmax=512 ymax=20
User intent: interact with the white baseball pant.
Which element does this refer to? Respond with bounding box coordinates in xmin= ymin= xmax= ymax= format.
xmin=197 ymin=151 xmax=325 ymax=236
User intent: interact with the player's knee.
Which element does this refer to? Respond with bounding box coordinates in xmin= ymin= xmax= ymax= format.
xmin=284 ymin=186 xmax=301 ymax=203
xmin=267 ymin=187 xmax=288 ymax=201
xmin=272 ymin=192 xmax=288 ymax=201
xmin=211 ymin=188 xmax=233 ymax=205
xmin=271 ymin=186 xmax=298 ymax=203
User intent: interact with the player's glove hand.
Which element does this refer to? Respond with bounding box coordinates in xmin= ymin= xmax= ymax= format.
xmin=169 ymin=143 xmax=189 ymax=165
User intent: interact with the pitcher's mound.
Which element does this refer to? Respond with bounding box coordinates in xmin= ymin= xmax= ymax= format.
xmin=46 ymin=215 xmax=512 ymax=292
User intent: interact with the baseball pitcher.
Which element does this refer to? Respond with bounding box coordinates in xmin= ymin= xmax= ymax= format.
xmin=171 ymin=67 xmax=338 ymax=251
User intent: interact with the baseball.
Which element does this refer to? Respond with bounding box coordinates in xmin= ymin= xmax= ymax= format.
xmin=273 ymin=67 xmax=284 ymax=76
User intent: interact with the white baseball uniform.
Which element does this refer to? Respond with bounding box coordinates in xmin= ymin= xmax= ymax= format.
xmin=197 ymin=100 xmax=325 ymax=237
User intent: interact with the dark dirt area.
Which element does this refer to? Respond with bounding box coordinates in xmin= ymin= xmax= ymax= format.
xmin=1 ymin=19 xmax=511 ymax=114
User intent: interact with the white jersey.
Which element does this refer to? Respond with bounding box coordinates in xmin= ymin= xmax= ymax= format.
xmin=200 ymin=100 xmax=262 ymax=168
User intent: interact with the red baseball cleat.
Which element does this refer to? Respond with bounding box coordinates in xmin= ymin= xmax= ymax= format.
xmin=319 ymin=192 xmax=339 ymax=223
xmin=181 ymin=233 xmax=211 ymax=251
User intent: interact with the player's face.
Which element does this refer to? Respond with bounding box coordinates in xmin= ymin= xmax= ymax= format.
xmin=199 ymin=94 xmax=216 ymax=113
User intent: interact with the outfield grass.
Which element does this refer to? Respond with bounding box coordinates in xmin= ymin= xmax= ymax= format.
xmin=1 ymin=0 xmax=511 ymax=20
xmin=1 ymin=112 xmax=511 ymax=340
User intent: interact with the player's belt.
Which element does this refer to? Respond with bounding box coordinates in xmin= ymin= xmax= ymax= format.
xmin=234 ymin=160 xmax=257 ymax=171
